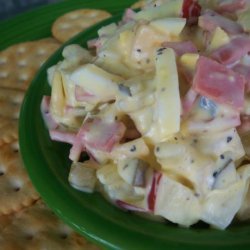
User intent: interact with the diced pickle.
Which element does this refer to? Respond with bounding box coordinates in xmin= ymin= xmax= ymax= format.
xmin=68 ymin=162 xmax=97 ymax=193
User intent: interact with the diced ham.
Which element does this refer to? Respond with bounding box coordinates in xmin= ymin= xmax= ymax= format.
xmin=147 ymin=171 xmax=162 ymax=212
xmin=161 ymin=41 xmax=197 ymax=57
xmin=41 ymin=96 xmax=58 ymax=130
xmin=49 ymin=130 xmax=76 ymax=144
xmin=232 ymin=64 xmax=250 ymax=92
xmin=198 ymin=10 xmax=243 ymax=35
xmin=182 ymin=0 xmax=201 ymax=24
xmin=217 ymin=0 xmax=247 ymax=13
xmin=75 ymin=85 xmax=95 ymax=102
xmin=193 ymin=56 xmax=245 ymax=110
xmin=181 ymin=88 xmax=198 ymax=115
xmin=83 ymin=118 xmax=126 ymax=151
xmin=122 ymin=8 xmax=136 ymax=23
xmin=69 ymin=118 xmax=126 ymax=161
xmin=41 ymin=95 xmax=50 ymax=112
xmin=69 ymin=124 xmax=86 ymax=162
xmin=211 ymin=36 xmax=250 ymax=65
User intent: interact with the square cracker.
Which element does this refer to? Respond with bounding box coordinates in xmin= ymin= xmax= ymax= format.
xmin=0 ymin=116 xmax=18 ymax=146
xmin=0 ymin=199 xmax=101 ymax=250
xmin=0 ymin=38 xmax=61 ymax=91
xmin=0 ymin=87 xmax=24 ymax=104
xmin=0 ymin=88 xmax=25 ymax=119
xmin=0 ymin=141 xmax=39 ymax=215
xmin=130 ymin=0 xmax=146 ymax=9
xmin=0 ymin=214 xmax=12 ymax=233
xmin=0 ymin=100 xmax=21 ymax=119
xmin=52 ymin=9 xmax=111 ymax=43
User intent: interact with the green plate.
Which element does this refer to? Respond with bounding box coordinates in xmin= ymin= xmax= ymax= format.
xmin=14 ymin=1 xmax=250 ymax=249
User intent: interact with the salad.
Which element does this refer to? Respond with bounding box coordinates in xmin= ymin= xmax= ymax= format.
xmin=41 ymin=0 xmax=250 ymax=229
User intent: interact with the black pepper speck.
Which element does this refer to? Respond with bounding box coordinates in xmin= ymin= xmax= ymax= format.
xmin=213 ymin=171 xmax=218 ymax=178
xmin=123 ymin=164 xmax=128 ymax=170
xmin=157 ymin=47 xmax=166 ymax=53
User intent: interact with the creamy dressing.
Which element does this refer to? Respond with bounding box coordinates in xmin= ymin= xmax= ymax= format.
xmin=43 ymin=0 xmax=250 ymax=229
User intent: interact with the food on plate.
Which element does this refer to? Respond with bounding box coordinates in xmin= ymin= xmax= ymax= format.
xmin=51 ymin=9 xmax=112 ymax=43
xmin=42 ymin=0 xmax=250 ymax=229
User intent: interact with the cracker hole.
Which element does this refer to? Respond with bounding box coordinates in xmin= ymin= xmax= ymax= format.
xmin=25 ymin=234 xmax=34 ymax=240
xmin=37 ymin=49 xmax=46 ymax=56
xmin=11 ymin=179 xmax=22 ymax=192
xmin=87 ymin=12 xmax=98 ymax=18
xmin=17 ymin=46 xmax=26 ymax=54
xmin=19 ymin=73 xmax=29 ymax=82
xmin=0 ymin=57 xmax=7 ymax=65
xmin=17 ymin=60 xmax=27 ymax=67
xmin=0 ymin=71 xmax=8 ymax=78
xmin=69 ymin=13 xmax=80 ymax=19
xmin=11 ymin=143 xmax=19 ymax=153
xmin=14 ymin=187 xmax=21 ymax=192
xmin=60 ymin=233 xmax=68 ymax=239
xmin=60 ymin=23 xmax=71 ymax=29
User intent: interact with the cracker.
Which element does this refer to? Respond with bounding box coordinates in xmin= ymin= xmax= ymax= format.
xmin=0 ymin=38 xmax=61 ymax=91
xmin=0 ymin=199 xmax=101 ymax=250
xmin=52 ymin=9 xmax=112 ymax=43
xmin=0 ymin=100 xmax=20 ymax=119
xmin=0 ymin=116 xmax=18 ymax=146
xmin=130 ymin=0 xmax=146 ymax=9
xmin=38 ymin=38 xmax=62 ymax=44
xmin=0 ymin=141 xmax=39 ymax=215
xmin=0 ymin=214 xmax=12 ymax=233
xmin=0 ymin=88 xmax=25 ymax=119
xmin=0 ymin=87 xmax=25 ymax=104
